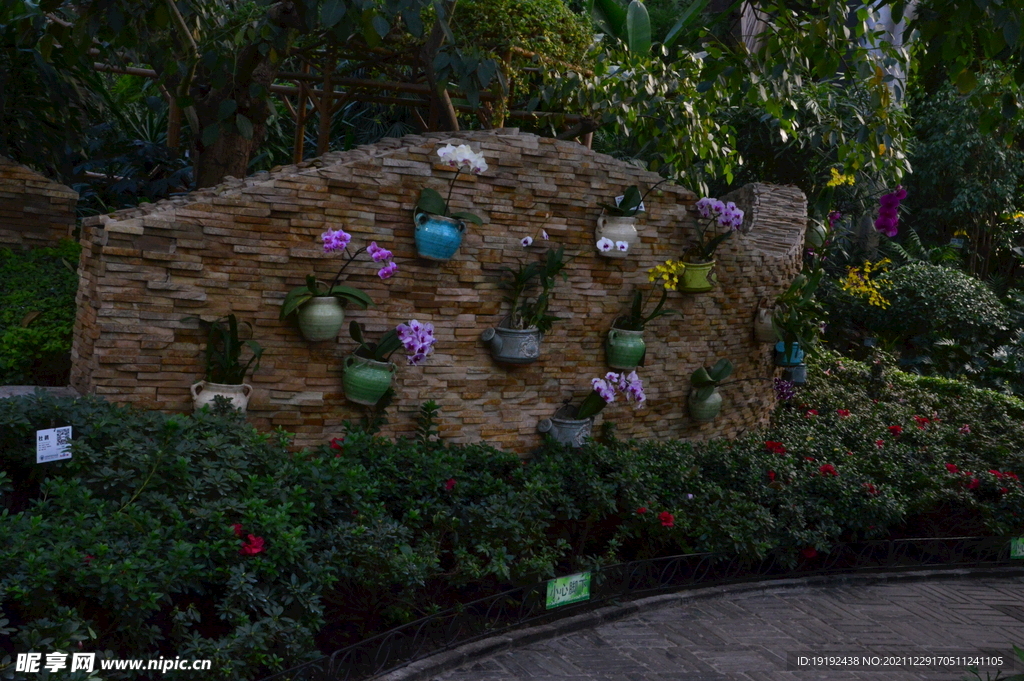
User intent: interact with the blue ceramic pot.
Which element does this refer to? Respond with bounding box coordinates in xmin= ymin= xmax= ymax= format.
xmin=775 ymin=341 xmax=805 ymax=367
xmin=415 ymin=212 xmax=466 ymax=261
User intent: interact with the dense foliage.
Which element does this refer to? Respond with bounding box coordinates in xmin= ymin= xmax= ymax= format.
xmin=4 ymin=353 xmax=1024 ymax=679
xmin=0 ymin=241 xmax=80 ymax=386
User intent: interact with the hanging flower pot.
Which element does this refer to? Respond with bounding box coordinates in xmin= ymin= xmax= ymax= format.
xmin=678 ymin=261 xmax=716 ymax=293
xmin=297 ymin=296 xmax=346 ymax=341
xmin=775 ymin=341 xmax=805 ymax=367
xmin=537 ymin=406 xmax=594 ymax=447
xmin=753 ymin=301 xmax=778 ymax=343
xmin=688 ymin=387 xmax=722 ymax=422
xmin=481 ymin=323 xmax=544 ymax=365
xmin=783 ymin=363 xmax=807 ymax=386
xmin=191 ymin=381 xmax=253 ymax=413
xmin=342 ymin=355 xmax=397 ymax=405
xmin=606 ymin=328 xmax=646 ymax=370
xmin=414 ymin=212 xmax=467 ymax=261
xmin=595 ymin=215 xmax=639 ymax=258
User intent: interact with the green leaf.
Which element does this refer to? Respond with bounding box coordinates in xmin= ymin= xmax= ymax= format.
xmin=321 ymin=0 xmax=346 ymax=28
xmin=691 ymin=367 xmax=715 ymax=387
xmin=708 ymin=358 xmax=734 ymax=382
xmin=280 ymin=286 xmax=314 ymax=320
xmin=326 ymin=285 xmax=374 ymax=308
xmin=372 ymin=13 xmax=390 ymax=38
xmin=417 ymin=188 xmax=448 ymax=216
xmin=591 ymin=0 xmax=628 ymax=39
xmin=449 ymin=211 xmax=483 ymax=225
xmin=217 ymin=99 xmax=237 ymax=121
xmin=375 ymin=329 xmax=402 ymax=361
xmin=349 ymin=320 xmax=364 ymax=344
xmin=235 ymin=114 xmax=253 ymax=140
xmin=201 ymin=123 xmax=220 ymax=148
xmin=955 ymin=68 xmax=978 ymax=93
xmin=664 ymin=0 xmax=707 ymax=48
xmin=626 ymin=0 xmax=652 ymax=55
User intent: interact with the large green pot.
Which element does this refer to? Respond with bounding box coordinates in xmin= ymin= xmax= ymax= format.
xmin=679 ymin=261 xmax=716 ymax=293
xmin=606 ymin=328 xmax=645 ymax=370
xmin=297 ymin=296 xmax=345 ymax=341
xmin=342 ymin=355 xmax=396 ymax=405
xmin=688 ymin=387 xmax=722 ymax=422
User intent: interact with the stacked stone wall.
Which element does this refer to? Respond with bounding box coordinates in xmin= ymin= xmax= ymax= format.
xmin=0 ymin=156 xmax=78 ymax=249
xmin=71 ymin=129 xmax=805 ymax=452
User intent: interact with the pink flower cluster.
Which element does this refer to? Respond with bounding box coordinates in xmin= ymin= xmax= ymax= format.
xmin=874 ymin=186 xmax=907 ymax=237
xmin=696 ymin=197 xmax=745 ymax=230
xmin=591 ymin=370 xmax=646 ymax=408
xmin=367 ymin=241 xmax=398 ymax=279
xmin=396 ymin=319 xmax=437 ymax=365
xmin=322 ymin=227 xmax=352 ymax=253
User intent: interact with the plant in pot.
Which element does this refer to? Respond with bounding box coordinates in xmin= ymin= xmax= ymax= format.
xmin=191 ymin=314 xmax=263 ymax=413
xmin=595 ymin=180 xmax=667 ymax=259
xmin=481 ymin=241 xmax=576 ymax=364
xmin=772 ymin=270 xmax=823 ymax=384
xmin=607 ymin=281 xmax=679 ymax=371
xmin=688 ymin=359 xmax=733 ymax=422
xmin=538 ymin=370 xmax=646 ymax=446
xmin=680 ymin=197 xmax=745 ymax=292
xmin=343 ymin=319 xmax=437 ymax=405
xmin=280 ymin=228 xmax=397 ymax=341
xmin=415 ymin=143 xmax=487 ymax=261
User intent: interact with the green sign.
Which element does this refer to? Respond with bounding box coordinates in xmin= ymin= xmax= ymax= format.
xmin=546 ymin=572 xmax=591 ymax=609
xmin=1012 ymin=538 xmax=1024 ymax=559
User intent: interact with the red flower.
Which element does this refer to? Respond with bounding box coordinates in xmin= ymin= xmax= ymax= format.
xmin=836 ymin=409 xmax=850 ymax=418
xmin=239 ymin=535 xmax=265 ymax=556
xmin=444 ymin=478 xmax=457 ymax=491
xmin=658 ymin=511 xmax=675 ymax=527
xmin=329 ymin=437 xmax=344 ymax=451
xmin=636 ymin=507 xmax=648 ymax=514
xmin=804 ymin=456 xmax=816 ymax=462
xmin=989 ymin=470 xmax=1004 ymax=479
xmin=1001 ymin=487 xmax=1009 ymax=495
xmin=819 ymin=464 xmax=838 ymax=477
xmin=888 ymin=425 xmax=903 ymax=436
xmin=767 ymin=471 xmax=776 ymax=482
xmin=1006 ymin=472 xmax=1019 ymax=481
xmin=945 ymin=463 xmax=959 ymax=474
xmin=764 ymin=441 xmax=787 ymax=455
xmin=805 ymin=409 xmax=819 ymax=418
xmin=913 ymin=415 xmax=930 ymax=429
xmin=801 ymin=547 xmax=818 ymax=559
xmin=862 ymin=482 xmax=879 ymax=496
xmin=84 ymin=555 xmax=94 ymax=564
xmin=967 ymin=477 xmax=980 ymax=491
xmin=231 ymin=523 xmax=244 ymax=537
xmin=875 ymin=439 xmax=884 ymax=448
xmin=845 ymin=451 xmax=854 ymax=456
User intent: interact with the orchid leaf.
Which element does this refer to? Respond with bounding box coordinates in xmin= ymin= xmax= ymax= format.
xmin=326 ymin=285 xmax=374 ymax=308
xmin=449 ymin=210 xmax=483 ymax=225
xmin=280 ymin=285 xmax=315 ymax=320
xmin=417 ymin=188 xmax=447 ymax=216
xmin=349 ymin=320 xmax=364 ymax=344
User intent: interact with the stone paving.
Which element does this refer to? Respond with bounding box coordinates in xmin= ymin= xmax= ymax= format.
xmin=430 ymin=575 xmax=1024 ymax=681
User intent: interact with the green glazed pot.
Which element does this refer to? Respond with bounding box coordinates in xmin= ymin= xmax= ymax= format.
xmin=297 ymin=296 xmax=345 ymax=341
xmin=688 ymin=387 xmax=722 ymax=422
xmin=342 ymin=355 xmax=396 ymax=405
xmin=606 ymin=328 xmax=646 ymax=370
xmin=679 ymin=261 xmax=716 ymax=293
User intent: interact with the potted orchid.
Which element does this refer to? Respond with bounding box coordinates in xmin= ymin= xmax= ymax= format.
xmin=280 ymin=228 xmax=397 ymax=341
xmin=607 ymin=281 xmax=678 ymax=371
xmin=595 ymin=180 xmax=667 ymax=259
xmin=680 ymin=197 xmax=744 ymax=292
xmin=538 ymin=371 xmax=646 ymax=446
xmin=481 ymin=233 xmax=576 ymax=364
xmin=688 ymin=359 xmax=733 ymax=422
xmin=415 ymin=143 xmax=487 ymax=261
xmin=342 ymin=319 xmax=437 ymax=405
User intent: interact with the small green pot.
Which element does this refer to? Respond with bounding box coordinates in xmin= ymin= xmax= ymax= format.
xmin=606 ymin=328 xmax=646 ymax=370
xmin=297 ymin=297 xmax=345 ymax=341
xmin=688 ymin=387 xmax=722 ymax=422
xmin=342 ymin=355 xmax=396 ymax=405
xmin=679 ymin=261 xmax=716 ymax=293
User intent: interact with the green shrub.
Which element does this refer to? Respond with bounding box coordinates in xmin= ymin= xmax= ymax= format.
xmin=0 ymin=241 xmax=81 ymax=385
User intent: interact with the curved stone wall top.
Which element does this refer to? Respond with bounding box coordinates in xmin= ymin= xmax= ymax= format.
xmin=71 ymin=129 xmax=806 ymax=452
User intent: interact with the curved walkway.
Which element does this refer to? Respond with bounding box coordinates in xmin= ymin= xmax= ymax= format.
xmin=420 ymin=571 xmax=1024 ymax=681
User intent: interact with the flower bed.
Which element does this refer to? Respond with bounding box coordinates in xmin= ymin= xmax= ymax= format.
xmin=3 ymin=352 xmax=1024 ymax=679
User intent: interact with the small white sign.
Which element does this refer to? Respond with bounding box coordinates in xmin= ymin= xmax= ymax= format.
xmin=949 ymin=238 xmax=964 ymax=248
xmin=36 ymin=426 xmax=72 ymax=463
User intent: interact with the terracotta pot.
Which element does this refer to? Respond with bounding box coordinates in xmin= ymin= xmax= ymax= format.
xmin=297 ymin=296 xmax=345 ymax=341
xmin=606 ymin=328 xmax=645 ymax=370
xmin=191 ymin=381 xmax=252 ymax=413
xmin=688 ymin=387 xmax=722 ymax=422
xmin=342 ymin=355 xmax=396 ymax=406
xmin=595 ymin=215 xmax=639 ymax=258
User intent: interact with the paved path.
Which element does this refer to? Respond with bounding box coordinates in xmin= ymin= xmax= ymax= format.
xmin=430 ymin=575 xmax=1024 ymax=681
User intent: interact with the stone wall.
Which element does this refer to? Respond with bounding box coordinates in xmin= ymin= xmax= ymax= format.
xmin=71 ymin=129 xmax=806 ymax=453
xmin=0 ymin=156 xmax=78 ymax=249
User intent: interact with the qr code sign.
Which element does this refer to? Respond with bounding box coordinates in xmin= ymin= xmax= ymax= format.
xmin=36 ymin=426 xmax=72 ymax=464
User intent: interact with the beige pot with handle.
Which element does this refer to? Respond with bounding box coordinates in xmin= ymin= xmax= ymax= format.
xmin=595 ymin=215 xmax=639 ymax=258
xmin=191 ymin=381 xmax=252 ymax=413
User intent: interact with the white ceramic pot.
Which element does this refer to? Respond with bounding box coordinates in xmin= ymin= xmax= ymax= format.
xmin=191 ymin=381 xmax=252 ymax=413
xmin=297 ymin=296 xmax=345 ymax=341
xmin=754 ymin=306 xmax=778 ymax=343
xmin=595 ymin=215 xmax=639 ymax=258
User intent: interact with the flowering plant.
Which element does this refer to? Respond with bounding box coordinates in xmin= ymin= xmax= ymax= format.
xmin=687 ymin=197 xmax=744 ymax=263
xmin=500 ymin=238 xmax=576 ymax=332
xmin=348 ymin=319 xmax=436 ymax=365
xmin=772 ymin=269 xmax=824 ymax=355
xmin=874 ymin=186 xmax=906 ymax=237
xmin=690 ymin=359 xmax=734 ymax=401
xmin=416 ymin=143 xmax=487 ymax=225
xmin=598 ymin=180 xmax=668 ymax=218
xmin=280 ymin=228 xmax=397 ymax=320
xmin=570 ymin=370 xmax=647 ymax=420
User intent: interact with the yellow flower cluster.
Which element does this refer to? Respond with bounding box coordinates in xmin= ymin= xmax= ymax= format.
xmin=827 ymin=167 xmax=856 ymax=187
xmin=648 ymin=260 xmax=686 ymax=291
xmin=840 ymin=259 xmax=891 ymax=308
